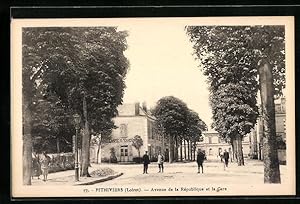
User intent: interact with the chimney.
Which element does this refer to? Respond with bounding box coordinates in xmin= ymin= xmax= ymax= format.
xmin=135 ymin=102 xmax=140 ymax=115
xmin=142 ymin=101 xmax=147 ymax=112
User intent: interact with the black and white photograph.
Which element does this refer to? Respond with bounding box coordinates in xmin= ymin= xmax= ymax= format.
xmin=11 ymin=17 xmax=295 ymax=197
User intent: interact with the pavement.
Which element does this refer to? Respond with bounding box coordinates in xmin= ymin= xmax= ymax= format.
xmin=31 ymin=159 xmax=287 ymax=186
xmin=31 ymin=163 xmax=122 ymax=186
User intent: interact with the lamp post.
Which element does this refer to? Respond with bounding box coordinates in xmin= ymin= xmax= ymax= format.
xmin=73 ymin=113 xmax=81 ymax=182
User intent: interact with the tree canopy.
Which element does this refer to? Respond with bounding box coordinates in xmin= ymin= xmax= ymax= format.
xmin=22 ymin=26 xmax=129 ymax=180
xmin=186 ymin=26 xmax=285 ymax=96
xmin=152 ymin=96 xmax=189 ymax=138
xmin=152 ymin=96 xmax=207 ymax=162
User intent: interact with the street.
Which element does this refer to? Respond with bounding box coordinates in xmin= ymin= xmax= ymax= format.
xmin=30 ymin=158 xmax=288 ymax=187
xmin=92 ymin=159 xmax=287 ymax=186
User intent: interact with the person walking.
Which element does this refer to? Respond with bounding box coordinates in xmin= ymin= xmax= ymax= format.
xmin=219 ymin=151 xmax=223 ymax=162
xmin=157 ymin=151 xmax=164 ymax=173
xmin=40 ymin=151 xmax=51 ymax=181
xmin=196 ymin=149 xmax=205 ymax=174
xmin=142 ymin=151 xmax=150 ymax=174
xmin=223 ymin=149 xmax=230 ymax=170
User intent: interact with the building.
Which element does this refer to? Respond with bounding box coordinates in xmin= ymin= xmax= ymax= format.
xmin=196 ymin=97 xmax=286 ymax=162
xmin=196 ymin=131 xmax=250 ymax=160
xmin=90 ymin=103 xmax=163 ymax=163
xmin=248 ymin=97 xmax=286 ymax=161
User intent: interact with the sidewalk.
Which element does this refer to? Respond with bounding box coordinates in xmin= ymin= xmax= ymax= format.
xmin=31 ymin=164 xmax=123 ymax=186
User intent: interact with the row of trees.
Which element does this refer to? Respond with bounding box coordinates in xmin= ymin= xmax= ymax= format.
xmin=186 ymin=26 xmax=285 ymax=183
xmin=152 ymin=96 xmax=208 ymax=163
xmin=22 ymin=27 xmax=129 ymax=185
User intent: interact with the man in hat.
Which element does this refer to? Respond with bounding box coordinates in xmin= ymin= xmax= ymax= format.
xmin=196 ymin=149 xmax=205 ymax=174
xmin=142 ymin=151 xmax=150 ymax=174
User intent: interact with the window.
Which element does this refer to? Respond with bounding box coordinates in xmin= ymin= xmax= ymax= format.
xmin=120 ymin=124 xmax=127 ymax=138
xmin=147 ymin=121 xmax=154 ymax=139
xmin=208 ymin=137 xmax=212 ymax=144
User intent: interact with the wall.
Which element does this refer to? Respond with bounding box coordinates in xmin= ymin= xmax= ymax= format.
xmin=93 ymin=116 xmax=148 ymax=162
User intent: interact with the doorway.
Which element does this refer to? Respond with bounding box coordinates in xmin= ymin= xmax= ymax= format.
xmin=120 ymin=145 xmax=129 ymax=162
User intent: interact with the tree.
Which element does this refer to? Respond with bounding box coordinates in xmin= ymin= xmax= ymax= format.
xmin=152 ymin=97 xmax=207 ymax=162
xmin=22 ymin=28 xmax=51 ymax=185
xmin=42 ymin=27 xmax=129 ymax=177
xmin=185 ymin=110 xmax=207 ymax=161
xmin=132 ymin=135 xmax=143 ymax=158
xmin=22 ymin=27 xmax=129 ymax=180
xmin=209 ymin=83 xmax=258 ymax=165
xmin=152 ymin=96 xmax=189 ymax=163
xmin=186 ymin=26 xmax=285 ymax=182
xmin=109 ymin=147 xmax=118 ymax=163
xmin=31 ymin=88 xmax=74 ymax=154
xmin=90 ymin=124 xmax=114 ymax=164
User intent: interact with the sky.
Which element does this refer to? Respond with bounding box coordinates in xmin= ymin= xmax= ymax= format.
xmin=118 ymin=23 xmax=213 ymax=129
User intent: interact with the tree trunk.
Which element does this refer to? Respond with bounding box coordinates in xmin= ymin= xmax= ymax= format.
xmin=174 ymin=136 xmax=178 ymax=161
xmin=96 ymin=136 xmax=101 ymax=164
xmin=184 ymin=139 xmax=186 ymax=160
xmin=253 ymin=128 xmax=258 ymax=159
xmin=230 ymin=138 xmax=236 ymax=162
xmin=187 ymin=140 xmax=190 ymax=161
xmin=194 ymin=141 xmax=196 ymax=161
xmin=56 ymin=137 xmax=60 ymax=153
xmin=232 ymin=138 xmax=238 ymax=162
xmin=190 ymin=140 xmax=193 ymax=161
xmin=180 ymin=138 xmax=183 ymax=162
xmin=236 ymin=136 xmax=244 ymax=166
xmin=168 ymin=136 xmax=174 ymax=163
xmin=258 ymin=60 xmax=281 ymax=183
xmin=23 ymin=101 xmax=32 ymax=185
xmin=81 ymin=94 xmax=91 ymax=177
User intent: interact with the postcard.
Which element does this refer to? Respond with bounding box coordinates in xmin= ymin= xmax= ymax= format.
xmin=11 ymin=16 xmax=295 ymax=197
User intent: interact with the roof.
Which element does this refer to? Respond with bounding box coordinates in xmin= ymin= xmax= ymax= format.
xmin=116 ymin=103 xmax=156 ymax=121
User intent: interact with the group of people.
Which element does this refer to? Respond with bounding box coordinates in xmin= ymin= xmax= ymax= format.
xmin=32 ymin=151 xmax=51 ymax=182
xmin=142 ymin=148 xmax=231 ymax=174
xmin=219 ymin=149 xmax=230 ymax=170
xmin=142 ymin=151 xmax=164 ymax=174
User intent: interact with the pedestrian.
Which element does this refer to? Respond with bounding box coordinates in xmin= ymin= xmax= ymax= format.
xmin=32 ymin=152 xmax=42 ymax=180
xmin=157 ymin=151 xmax=164 ymax=173
xmin=142 ymin=151 xmax=150 ymax=174
xmin=40 ymin=151 xmax=51 ymax=181
xmin=223 ymin=149 xmax=230 ymax=170
xmin=196 ymin=149 xmax=205 ymax=174
xmin=219 ymin=151 xmax=223 ymax=162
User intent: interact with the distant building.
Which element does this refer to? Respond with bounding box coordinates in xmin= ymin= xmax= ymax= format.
xmin=196 ymin=131 xmax=250 ymax=160
xmin=90 ymin=103 xmax=163 ymax=163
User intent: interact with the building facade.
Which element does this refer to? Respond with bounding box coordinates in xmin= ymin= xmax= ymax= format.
xmin=90 ymin=103 xmax=163 ymax=163
xmin=196 ymin=131 xmax=250 ymax=160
